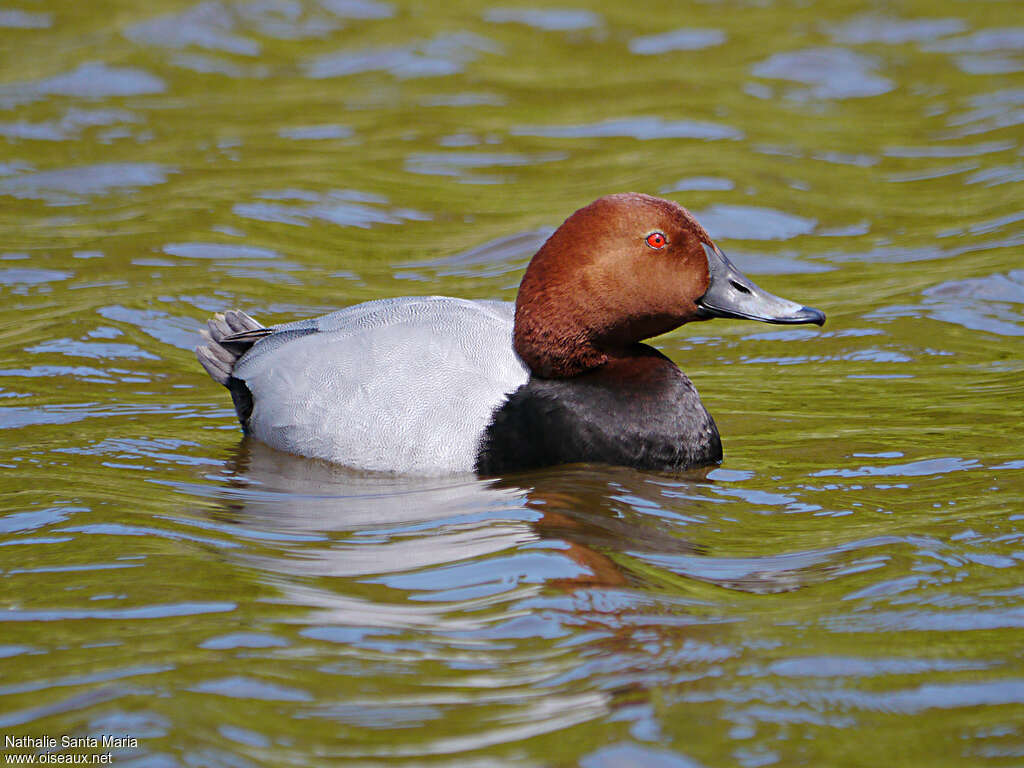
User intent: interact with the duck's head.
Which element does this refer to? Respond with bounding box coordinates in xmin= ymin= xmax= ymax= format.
xmin=514 ymin=193 xmax=825 ymax=377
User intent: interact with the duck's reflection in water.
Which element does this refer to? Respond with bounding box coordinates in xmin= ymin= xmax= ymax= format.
xmin=196 ymin=441 xmax=766 ymax=756
xmin=210 ymin=437 xmax=705 ymax=588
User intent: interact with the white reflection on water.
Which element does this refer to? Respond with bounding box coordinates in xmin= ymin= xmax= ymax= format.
xmin=0 ymin=163 xmax=175 ymax=205
xmin=870 ymin=271 xmax=1024 ymax=336
xmin=826 ymin=14 xmax=966 ymax=45
xmin=630 ymin=28 xmax=725 ymax=55
xmin=694 ymin=204 xmax=817 ymax=241
xmin=233 ymin=188 xmax=430 ymax=228
xmin=0 ymin=63 xmax=165 ymax=108
xmin=0 ymin=107 xmax=139 ymax=143
xmin=484 ymin=7 xmax=602 ymax=32
xmin=752 ymin=47 xmax=893 ymax=100
xmin=512 ymin=116 xmax=743 ymax=141
xmin=307 ymin=32 xmax=500 ymax=79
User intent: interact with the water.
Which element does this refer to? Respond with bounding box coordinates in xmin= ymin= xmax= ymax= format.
xmin=1 ymin=0 xmax=1022 ymax=765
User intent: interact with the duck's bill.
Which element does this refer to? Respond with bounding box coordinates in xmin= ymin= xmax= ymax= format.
xmin=696 ymin=243 xmax=826 ymax=326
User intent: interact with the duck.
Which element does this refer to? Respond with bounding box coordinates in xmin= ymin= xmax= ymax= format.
xmin=196 ymin=193 xmax=825 ymax=476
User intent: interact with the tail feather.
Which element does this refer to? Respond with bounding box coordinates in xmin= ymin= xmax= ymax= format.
xmin=195 ymin=310 xmax=266 ymax=386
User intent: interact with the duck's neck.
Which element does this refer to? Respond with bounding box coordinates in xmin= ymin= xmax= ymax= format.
xmin=513 ymin=317 xmax=606 ymax=378
xmin=514 ymin=300 xmax=684 ymax=378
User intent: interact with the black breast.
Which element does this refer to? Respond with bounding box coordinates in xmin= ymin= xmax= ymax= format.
xmin=476 ymin=345 xmax=722 ymax=475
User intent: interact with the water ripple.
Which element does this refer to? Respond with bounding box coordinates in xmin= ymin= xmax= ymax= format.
xmin=234 ymin=188 xmax=430 ymax=228
xmin=752 ymin=47 xmax=893 ymax=100
xmin=484 ymin=8 xmax=602 ymax=31
xmin=869 ymin=271 xmax=1024 ymax=336
xmin=512 ymin=116 xmax=743 ymax=141
xmin=0 ymin=602 xmax=236 ymax=622
xmin=812 ymin=457 xmax=980 ymax=478
xmin=307 ymin=32 xmax=499 ymax=79
xmin=0 ymin=163 xmax=175 ymax=204
xmin=694 ymin=204 xmax=817 ymax=241
xmin=0 ymin=63 xmax=165 ymax=108
xmin=629 ymin=28 xmax=726 ymax=55
xmin=0 ymin=9 xmax=52 ymax=28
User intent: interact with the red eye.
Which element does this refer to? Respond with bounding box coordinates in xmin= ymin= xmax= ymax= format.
xmin=645 ymin=232 xmax=667 ymax=249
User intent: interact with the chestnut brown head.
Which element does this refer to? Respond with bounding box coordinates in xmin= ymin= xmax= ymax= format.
xmin=514 ymin=193 xmax=824 ymax=378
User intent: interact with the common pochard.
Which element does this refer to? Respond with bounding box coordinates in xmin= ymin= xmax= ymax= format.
xmin=197 ymin=193 xmax=825 ymax=475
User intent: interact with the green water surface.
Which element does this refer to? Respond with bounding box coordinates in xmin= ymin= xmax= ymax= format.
xmin=1 ymin=0 xmax=1022 ymax=765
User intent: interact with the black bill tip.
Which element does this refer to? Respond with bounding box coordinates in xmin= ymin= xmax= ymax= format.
xmin=775 ymin=304 xmax=826 ymax=326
